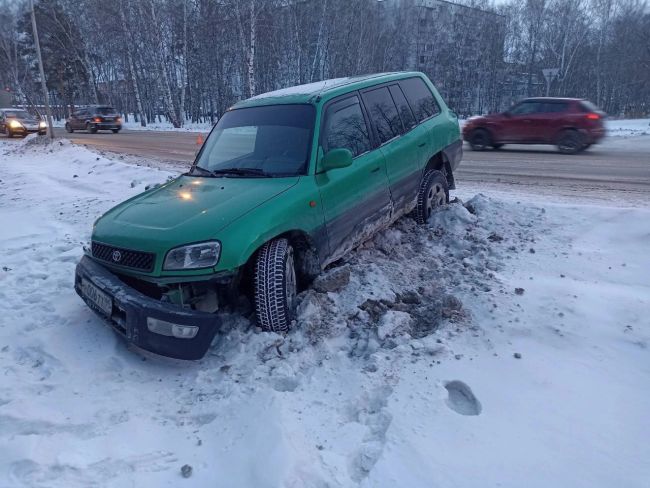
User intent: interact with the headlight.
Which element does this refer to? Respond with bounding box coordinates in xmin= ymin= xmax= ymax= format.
xmin=116 ymin=117 xmax=122 ymax=123
xmin=9 ymin=120 xmax=22 ymax=128
xmin=163 ymin=241 xmax=220 ymax=270
xmin=39 ymin=121 xmax=47 ymax=128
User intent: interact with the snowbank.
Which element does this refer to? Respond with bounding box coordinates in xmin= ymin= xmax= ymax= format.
xmin=1 ymin=139 xmax=648 ymax=487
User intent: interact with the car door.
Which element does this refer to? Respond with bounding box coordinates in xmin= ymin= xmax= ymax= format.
xmin=316 ymin=94 xmax=392 ymax=261
xmin=503 ymin=101 xmax=544 ymax=142
xmin=361 ymin=84 xmax=421 ymax=213
xmin=71 ymin=110 xmax=82 ymax=129
xmin=537 ymin=101 xmax=569 ymax=141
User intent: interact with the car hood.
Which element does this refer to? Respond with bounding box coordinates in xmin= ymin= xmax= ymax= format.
xmin=93 ymin=175 xmax=299 ymax=249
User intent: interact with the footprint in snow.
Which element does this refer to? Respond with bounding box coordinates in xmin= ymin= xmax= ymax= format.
xmin=444 ymin=380 xmax=481 ymax=416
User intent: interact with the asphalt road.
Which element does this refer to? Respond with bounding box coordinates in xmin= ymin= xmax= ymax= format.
xmin=6 ymin=127 xmax=650 ymax=202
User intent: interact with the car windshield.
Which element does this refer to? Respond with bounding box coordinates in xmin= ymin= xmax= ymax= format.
xmin=193 ymin=104 xmax=315 ymax=177
xmin=5 ymin=110 xmax=31 ymax=119
xmin=96 ymin=107 xmax=116 ymax=114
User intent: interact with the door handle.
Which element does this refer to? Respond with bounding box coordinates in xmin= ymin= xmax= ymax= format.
xmin=370 ymin=167 xmax=380 ymax=173
xmin=418 ymin=142 xmax=427 ymax=147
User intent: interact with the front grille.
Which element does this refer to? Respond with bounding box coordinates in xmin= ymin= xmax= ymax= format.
xmin=92 ymin=241 xmax=155 ymax=272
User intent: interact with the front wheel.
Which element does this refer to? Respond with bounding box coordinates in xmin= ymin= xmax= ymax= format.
xmin=65 ymin=122 xmax=73 ymax=133
xmin=6 ymin=129 xmax=13 ymax=138
xmin=86 ymin=123 xmax=97 ymax=134
xmin=469 ymin=129 xmax=491 ymax=151
xmin=111 ymin=128 xmax=120 ymax=134
xmin=414 ymin=170 xmax=449 ymax=225
xmin=254 ymin=238 xmax=297 ymax=333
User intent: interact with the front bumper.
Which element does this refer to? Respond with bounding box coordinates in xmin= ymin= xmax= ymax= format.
xmin=92 ymin=123 xmax=121 ymax=130
xmin=75 ymin=255 xmax=221 ymax=360
xmin=9 ymin=125 xmax=45 ymax=134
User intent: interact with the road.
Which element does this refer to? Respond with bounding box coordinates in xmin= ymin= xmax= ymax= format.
xmin=6 ymin=127 xmax=650 ymax=202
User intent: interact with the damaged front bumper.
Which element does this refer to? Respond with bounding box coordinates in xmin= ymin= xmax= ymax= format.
xmin=75 ymin=255 xmax=221 ymax=360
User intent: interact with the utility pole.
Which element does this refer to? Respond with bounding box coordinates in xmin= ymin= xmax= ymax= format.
xmin=30 ymin=0 xmax=54 ymax=140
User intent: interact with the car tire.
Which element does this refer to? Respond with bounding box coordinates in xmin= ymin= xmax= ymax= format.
xmin=7 ymin=129 xmax=13 ymax=138
xmin=557 ymin=130 xmax=583 ymax=154
xmin=254 ymin=238 xmax=297 ymax=333
xmin=65 ymin=122 xmax=73 ymax=133
xmin=86 ymin=123 xmax=97 ymax=134
xmin=469 ymin=128 xmax=491 ymax=151
xmin=111 ymin=129 xmax=120 ymax=134
xmin=414 ymin=169 xmax=449 ymax=225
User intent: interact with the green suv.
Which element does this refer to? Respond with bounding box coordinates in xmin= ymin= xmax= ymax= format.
xmin=75 ymin=72 xmax=462 ymax=359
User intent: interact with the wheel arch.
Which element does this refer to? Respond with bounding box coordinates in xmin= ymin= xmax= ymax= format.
xmin=241 ymin=228 xmax=321 ymax=285
xmin=424 ymin=151 xmax=455 ymax=190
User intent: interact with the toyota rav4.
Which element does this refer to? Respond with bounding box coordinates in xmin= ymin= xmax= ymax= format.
xmin=75 ymin=72 xmax=462 ymax=359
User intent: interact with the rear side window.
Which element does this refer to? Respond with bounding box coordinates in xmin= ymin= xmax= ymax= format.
xmin=399 ymin=77 xmax=440 ymax=122
xmin=543 ymin=102 xmax=568 ymax=113
xmin=362 ymin=86 xmax=402 ymax=144
xmin=322 ymin=96 xmax=371 ymax=157
xmin=389 ymin=85 xmax=416 ymax=131
xmin=579 ymin=101 xmax=601 ymax=113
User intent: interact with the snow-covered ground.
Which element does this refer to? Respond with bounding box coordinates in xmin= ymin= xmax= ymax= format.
xmin=1 ymin=137 xmax=649 ymax=487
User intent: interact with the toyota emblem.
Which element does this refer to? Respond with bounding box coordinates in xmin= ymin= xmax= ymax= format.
xmin=112 ymin=250 xmax=122 ymax=262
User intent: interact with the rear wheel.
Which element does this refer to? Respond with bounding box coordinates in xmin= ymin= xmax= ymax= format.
xmin=65 ymin=122 xmax=73 ymax=133
xmin=111 ymin=128 xmax=120 ymax=134
xmin=557 ymin=130 xmax=583 ymax=154
xmin=254 ymin=238 xmax=297 ymax=333
xmin=414 ymin=170 xmax=449 ymax=225
xmin=469 ymin=129 xmax=491 ymax=151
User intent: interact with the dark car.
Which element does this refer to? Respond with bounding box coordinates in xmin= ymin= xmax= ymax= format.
xmin=65 ymin=106 xmax=122 ymax=134
xmin=0 ymin=108 xmax=46 ymax=137
xmin=462 ymin=98 xmax=606 ymax=154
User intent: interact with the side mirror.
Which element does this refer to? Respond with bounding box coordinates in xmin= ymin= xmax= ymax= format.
xmin=321 ymin=148 xmax=353 ymax=172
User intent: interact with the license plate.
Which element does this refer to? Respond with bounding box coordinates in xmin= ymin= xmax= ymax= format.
xmin=81 ymin=279 xmax=112 ymax=316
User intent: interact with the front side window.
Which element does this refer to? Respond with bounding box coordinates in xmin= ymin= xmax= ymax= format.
xmin=322 ymin=96 xmax=371 ymax=157
xmin=400 ymin=77 xmax=440 ymax=122
xmin=510 ymin=101 xmax=543 ymax=115
xmin=194 ymin=104 xmax=315 ymax=177
xmin=362 ymin=86 xmax=402 ymax=144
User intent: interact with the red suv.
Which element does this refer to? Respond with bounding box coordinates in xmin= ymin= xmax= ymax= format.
xmin=462 ymin=98 xmax=606 ymax=154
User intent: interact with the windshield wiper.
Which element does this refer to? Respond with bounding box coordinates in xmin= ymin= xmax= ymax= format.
xmin=188 ymin=165 xmax=212 ymax=176
xmin=209 ymin=167 xmax=271 ymax=178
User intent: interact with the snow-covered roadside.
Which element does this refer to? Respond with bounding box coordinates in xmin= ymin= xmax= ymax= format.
xmin=51 ymin=117 xmax=213 ymax=133
xmin=1 ymin=138 xmax=649 ymax=488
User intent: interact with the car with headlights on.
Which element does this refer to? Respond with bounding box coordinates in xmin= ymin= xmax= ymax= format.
xmin=0 ymin=108 xmax=46 ymax=137
xmin=75 ymin=72 xmax=462 ymax=359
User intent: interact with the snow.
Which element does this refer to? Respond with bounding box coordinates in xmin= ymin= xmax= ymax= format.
xmin=1 ymin=136 xmax=649 ymax=487
xmin=605 ymin=118 xmax=650 ymax=137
